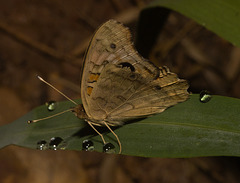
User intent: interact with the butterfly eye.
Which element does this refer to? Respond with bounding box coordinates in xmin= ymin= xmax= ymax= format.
xmin=118 ymin=62 xmax=135 ymax=72
xmin=110 ymin=43 xmax=116 ymax=49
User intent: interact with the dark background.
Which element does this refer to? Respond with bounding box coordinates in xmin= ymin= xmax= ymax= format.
xmin=1 ymin=0 xmax=240 ymax=182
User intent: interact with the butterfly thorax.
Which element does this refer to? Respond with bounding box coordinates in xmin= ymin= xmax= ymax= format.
xmin=72 ymin=104 xmax=123 ymax=126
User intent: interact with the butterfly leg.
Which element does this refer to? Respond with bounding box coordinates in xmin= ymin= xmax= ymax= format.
xmin=103 ymin=122 xmax=122 ymax=154
xmin=87 ymin=121 xmax=106 ymax=144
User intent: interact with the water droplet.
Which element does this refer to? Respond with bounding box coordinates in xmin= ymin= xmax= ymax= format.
xmin=82 ymin=140 xmax=94 ymax=151
xmin=37 ymin=140 xmax=48 ymax=150
xmin=199 ymin=90 xmax=212 ymax=103
xmin=103 ymin=142 xmax=116 ymax=154
xmin=45 ymin=101 xmax=56 ymax=111
xmin=49 ymin=137 xmax=63 ymax=150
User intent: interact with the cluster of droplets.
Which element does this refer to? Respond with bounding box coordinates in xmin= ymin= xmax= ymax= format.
xmin=37 ymin=138 xmax=116 ymax=153
xmin=82 ymin=140 xmax=116 ymax=153
xmin=37 ymin=137 xmax=66 ymax=150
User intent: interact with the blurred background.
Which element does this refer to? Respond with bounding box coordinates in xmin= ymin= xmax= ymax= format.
xmin=0 ymin=0 xmax=240 ymax=182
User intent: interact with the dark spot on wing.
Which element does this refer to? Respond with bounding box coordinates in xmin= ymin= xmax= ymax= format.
xmin=118 ymin=62 xmax=135 ymax=72
xmin=110 ymin=43 xmax=116 ymax=49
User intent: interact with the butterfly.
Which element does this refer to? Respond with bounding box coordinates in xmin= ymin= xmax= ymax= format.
xmin=29 ymin=20 xmax=189 ymax=154
xmin=71 ymin=19 xmax=189 ymax=153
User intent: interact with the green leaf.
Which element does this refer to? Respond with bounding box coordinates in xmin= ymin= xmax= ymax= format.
xmin=1 ymin=94 xmax=240 ymax=158
xmin=144 ymin=0 xmax=240 ymax=47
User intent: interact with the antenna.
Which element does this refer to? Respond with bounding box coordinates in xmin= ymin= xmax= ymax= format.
xmin=37 ymin=75 xmax=78 ymax=106
xmin=27 ymin=75 xmax=78 ymax=124
xmin=27 ymin=108 xmax=73 ymax=123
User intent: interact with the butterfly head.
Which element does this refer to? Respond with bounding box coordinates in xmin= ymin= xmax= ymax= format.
xmin=72 ymin=104 xmax=88 ymax=120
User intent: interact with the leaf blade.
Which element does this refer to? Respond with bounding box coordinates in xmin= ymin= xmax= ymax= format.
xmin=145 ymin=0 xmax=240 ymax=46
xmin=1 ymin=95 xmax=240 ymax=157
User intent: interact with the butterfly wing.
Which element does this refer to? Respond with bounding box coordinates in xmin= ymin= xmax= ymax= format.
xmin=87 ymin=63 xmax=189 ymax=125
xmin=81 ymin=20 xmax=158 ymax=117
xmin=81 ymin=20 xmax=189 ymax=125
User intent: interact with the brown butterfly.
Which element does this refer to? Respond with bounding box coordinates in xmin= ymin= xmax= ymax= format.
xmin=29 ymin=20 xmax=189 ymax=154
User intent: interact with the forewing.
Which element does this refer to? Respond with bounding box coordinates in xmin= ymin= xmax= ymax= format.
xmin=81 ymin=20 xmax=159 ymax=118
